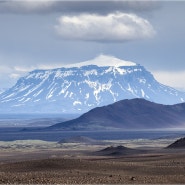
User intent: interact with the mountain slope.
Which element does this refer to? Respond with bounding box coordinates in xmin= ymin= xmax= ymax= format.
xmin=0 ymin=55 xmax=185 ymax=113
xmin=167 ymin=137 xmax=185 ymax=148
xmin=48 ymin=98 xmax=185 ymax=130
xmin=0 ymin=88 xmax=6 ymax=95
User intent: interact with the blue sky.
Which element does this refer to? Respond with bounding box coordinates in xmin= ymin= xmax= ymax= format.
xmin=0 ymin=1 xmax=185 ymax=91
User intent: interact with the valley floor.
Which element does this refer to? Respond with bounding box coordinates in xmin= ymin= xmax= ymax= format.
xmin=0 ymin=139 xmax=185 ymax=184
xmin=0 ymin=153 xmax=185 ymax=184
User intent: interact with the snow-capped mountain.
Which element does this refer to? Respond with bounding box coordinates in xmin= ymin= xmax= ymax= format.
xmin=0 ymin=55 xmax=185 ymax=113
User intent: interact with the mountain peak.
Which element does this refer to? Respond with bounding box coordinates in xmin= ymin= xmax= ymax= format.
xmin=64 ymin=55 xmax=137 ymax=68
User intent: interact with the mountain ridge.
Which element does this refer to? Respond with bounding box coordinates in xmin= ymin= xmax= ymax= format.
xmin=48 ymin=98 xmax=185 ymax=131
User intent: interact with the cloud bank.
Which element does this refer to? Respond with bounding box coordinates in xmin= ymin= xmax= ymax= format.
xmin=55 ymin=13 xmax=155 ymax=42
xmin=0 ymin=62 xmax=68 ymax=88
xmin=0 ymin=0 xmax=54 ymax=13
xmin=0 ymin=1 xmax=160 ymax=14
xmin=153 ymin=71 xmax=185 ymax=91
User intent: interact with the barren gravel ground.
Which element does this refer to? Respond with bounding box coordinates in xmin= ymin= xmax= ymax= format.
xmin=0 ymin=149 xmax=185 ymax=184
xmin=0 ymin=138 xmax=185 ymax=184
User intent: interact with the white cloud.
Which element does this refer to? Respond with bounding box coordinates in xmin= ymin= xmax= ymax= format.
xmin=0 ymin=62 xmax=69 ymax=88
xmin=153 ymin=71 xmax=185 ymax=91
xmin=55 ymin=12 xmax=155 ymax=42
xmin=9 ymin=73 xmax=22 ymax=79
xmin=14 ymin=64 xmax=66 ymax=72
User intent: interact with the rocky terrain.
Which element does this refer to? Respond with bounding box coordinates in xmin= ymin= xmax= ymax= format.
xmin=0 ymin=151 xmax=185 ymax=184
xmin=0 ymin=137 xmax=185 ymax=184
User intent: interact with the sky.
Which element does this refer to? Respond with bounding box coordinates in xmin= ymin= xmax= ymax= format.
xmin=0 ymin=0 xmax=185 ymax=91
